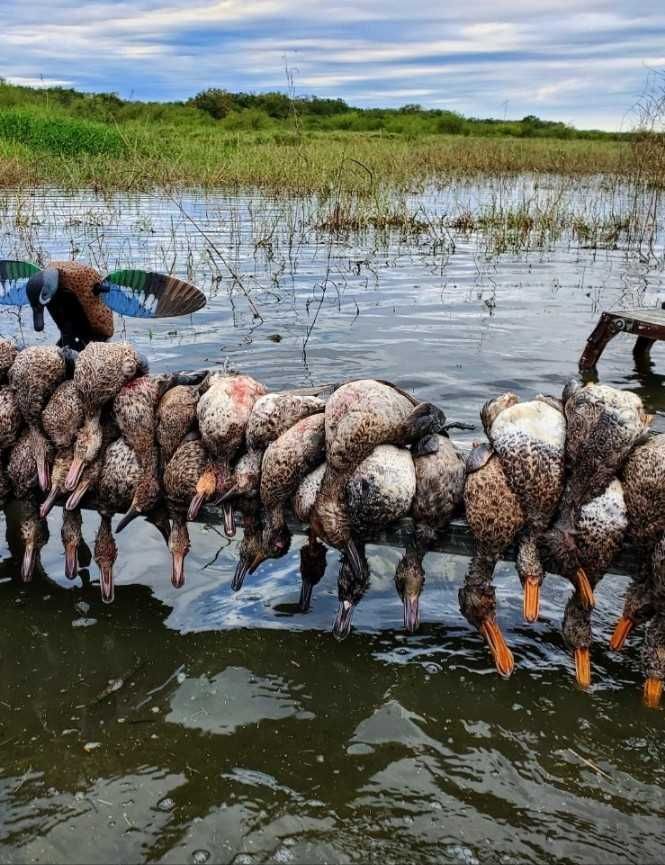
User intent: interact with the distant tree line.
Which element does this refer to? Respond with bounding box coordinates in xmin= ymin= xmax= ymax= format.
xmin=0 ymin=80 xmax=634 ymax=141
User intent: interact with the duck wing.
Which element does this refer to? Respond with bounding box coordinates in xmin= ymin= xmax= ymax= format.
xmin=98 ymin=269 xmax=206 ymax=318
xmin=0 ymin=260 xmax=40 ymax=306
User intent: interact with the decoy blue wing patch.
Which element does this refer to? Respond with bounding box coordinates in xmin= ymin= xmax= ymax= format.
xmin=100 ymin=269 xmax=206 ymax=319
xmin=0 ymin=260 xmax=40 ymax=306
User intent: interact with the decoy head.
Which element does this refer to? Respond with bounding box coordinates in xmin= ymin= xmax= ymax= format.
xmin=26 ymin=268 xmax=59 ymax=333
xmin=394 ymin=545 xmax=424 ymax=633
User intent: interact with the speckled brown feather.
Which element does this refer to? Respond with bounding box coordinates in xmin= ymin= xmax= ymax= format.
xmin=157 ymin=384 xmax=200 ymax=468
xmin=74 ymin=341 xmax=143 ymax=415
xmin=261 ymin=414 xmax=326 ymax=512
xmin=8 ymin=346 xmax=67 ymax=428
xmin=42 ymin=380 xmax=84 ymax=450
xmin=411 ymin=434 xmax=465 ymax=536
xmin=7 ymin=429 xmax=53 ymax=499
xmin=0 ymin=385 xmax=22 ymax=450
xmin=0 ymin=339 xmax=17 ymax=383
xmin=246 ymin=392 xmax=325 ymax=451
xmin=52 ymin=260 xmax=114 ymax=339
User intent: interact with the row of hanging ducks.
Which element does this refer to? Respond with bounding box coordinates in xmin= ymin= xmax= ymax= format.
xmin=0 ymin=337 xmax=664 ymax=706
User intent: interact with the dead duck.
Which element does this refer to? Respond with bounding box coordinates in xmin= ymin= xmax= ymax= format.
xmin=558 ymin=479 xmax=627 ymax=689
xmin=402 ymin=433 xmax=465 ymax=632
xmin=256 ymin=413 xmax=326 ymax=572
xmin=7 ymin=432 xmax=52 ymax=581
xmin=189 ymin=373 xmax=267 ymax=531
xmin=310 ymin=379 xmax=446 ymax=579
xmin=94 ymin=438 xmax=169 ymax=603
xmin=0 ymin=259 xmax=206 ymax=350
xmin=163 ymin=437 xmax=209 ymax=589
xmin=8 ymin=345 xmax=74 ymax=491
xmin=551 ymin=381 xmax=652 ymax=586
xmin=65 ymin=341 xmax=147 ymax=491
xmin=610 ymin=433 xmax=665 ymax=652
xmin=40 ymin=380 xmax=85 ymax=511
xmin=460 ymin=443 xmax=524 ymax=677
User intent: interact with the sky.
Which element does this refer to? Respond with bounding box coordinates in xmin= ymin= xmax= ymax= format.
xmin=2 ymin=0 xmax=665 ymax=130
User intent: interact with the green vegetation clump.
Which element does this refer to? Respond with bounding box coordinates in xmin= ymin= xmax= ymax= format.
xmin=0 ymin=108 xmax=126 ymax=156
xmin=0 ymin=79 xmax=658 ymax=192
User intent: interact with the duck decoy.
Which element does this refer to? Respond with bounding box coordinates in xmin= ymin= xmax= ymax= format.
xmin=65 ymin=342 xmax=147 ymax=491
xmin=0 ymin=260 xmax=206 ymax=350
xmin=610 ymin=433 xmax=665 ymax=651
xmin=461 ymin=443 xmax=524 ymax=677
xmin=163 ymin=436 xmax=209 ymax=588
xmin=310 ymin=379 xmax=446 ymax=579
xmin=8 ymin=345 xmax=74 ymax=491
xmin=481 ymin=393 xmax=566 ymax=622
xmin=557 ymin=479 xmax=627 ymax=688
xmin=189 ymin=373 xmax=267 ymax=531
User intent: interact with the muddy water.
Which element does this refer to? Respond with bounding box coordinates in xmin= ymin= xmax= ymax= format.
xmin=1 ymin=180 xmax=665 ymax=864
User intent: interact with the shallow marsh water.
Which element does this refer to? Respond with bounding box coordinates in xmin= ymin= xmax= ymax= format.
xmin=1 ymin=177 xmax=665 ymax=864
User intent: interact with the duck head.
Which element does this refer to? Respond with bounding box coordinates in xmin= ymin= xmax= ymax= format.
xmin=298 ymin=536 xmax=327 ymax=611
xmin=61 ymin=508 xmax=83 ymax=580
xmin=19 ymin=508 xmax=49 ymax=583
xmin=333 ymin=543 xmax=369 ymax=640
xmin=116 ymin=472 xmax=162 ymax=533
xmin=65 ymin=412 xmax=103 ymax=491
xmin=94 ymin=514 xmax=117 ymax=603
xmin=26 ymin=268 xmax=59 ymax=333
xmin=642 ymin=613 xmax=665 ymax=708
xmin=562 ymin=593 xmax=592 ymax=689
xmin=168 ymin=517 xmax=190 ymax=589
xmin=394 ymin=545 xmax=424 ymax=633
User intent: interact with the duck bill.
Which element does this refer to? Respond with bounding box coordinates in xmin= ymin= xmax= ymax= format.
xmin=643 ymin=677 xmax=663 ymax=709
xmin=222 ymin=502 xmax=236 ymax=538
xmin=116 ymin=508 xmax=140 ymax=533
xmin=479 ymin=617 xmax=514 ymax=678
xmin=232 ymin=556 xmax=251 ymax=591
xmin=171 ymin=550 xmax=186 ymax=589
xmin=299 ymin=579 xmax=314 ymax=612
xmin=575 ymin=568 xmax=595 ymax=609
xmin=65 ymin=478 xmax=90 ymax=510
xmin=35 ymin=449 xmax=50 ymax=493
xmin=215 ymin=485 xmax=238 ymax=505
xmin=99 ymin=561 xmax=114 ymax=604
xmin=21 ymin=543 xmax=37 ymax=582
xmin=333 ymin=599 xmax=354 ymax=640
xmin=64 ymin=540 xmax=79 ymax=580
xmin=403 ymin=593 xmax=421 ymax=633
xmin=523 ymin=575 xmax=541 ymax=623
xmin=39 ymin=485 xmax=60 ymax=518
xmin=574 ymin=647 xmax=591 ymax=689
xmin=64 ymin=457 xmax=85 ymax=492
xmin=248 ymin=551 xmax=267 ymax=576
xmin=187 ymin=491 xmax=206 ymax=521
xmin=609 ymin=615 xmax=634 ymax=651
xmin=344 ymin=538 xmax=365 ymax=582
